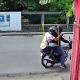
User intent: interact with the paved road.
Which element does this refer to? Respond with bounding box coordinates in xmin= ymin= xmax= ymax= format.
xmin=0 ymin=34 xmax=73 ymax=79
xmin=0 ymin=35 xmax=42 ymax=75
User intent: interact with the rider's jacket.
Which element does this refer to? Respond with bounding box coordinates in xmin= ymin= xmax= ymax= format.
xmin=40 ymin=31 xmax=69 ymax=50
xmin=40 ymin=32 xmax=57 ymax=49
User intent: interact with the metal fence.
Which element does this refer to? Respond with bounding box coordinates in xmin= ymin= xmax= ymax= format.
xmin=21 ymin=12 xmax=73 ymax=32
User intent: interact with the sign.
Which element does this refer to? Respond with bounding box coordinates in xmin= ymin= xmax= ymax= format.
xmin=0 ymin=14 xmax=10 ymax=27
xmin=0 ymin=12 xmax=21 ymax=31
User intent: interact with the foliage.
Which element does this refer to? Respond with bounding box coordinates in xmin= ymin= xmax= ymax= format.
xmin=0 ymin=0 xmax=73 ymax=12
xmin=0 ymin=0 xmax=74 ymax=24
xmin=0 ymin=0 xmax=26 ymax=11
xmin=66 ymin=2 xmax=74 ymax=17
xmin=39 ymin=0 xmax=54 ymax=5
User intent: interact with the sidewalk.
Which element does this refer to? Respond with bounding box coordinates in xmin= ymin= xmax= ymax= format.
xmin=0 ymin=32 xmax=73 ymax=36
xmin=0 ymin=32 xmax=42 ymax=36
xmin=0 ymin=73 xmax=63 ymax=80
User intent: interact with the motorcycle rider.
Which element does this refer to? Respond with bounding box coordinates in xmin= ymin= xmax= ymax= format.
xmin=40 ymin=26 xmax=70 ymax=68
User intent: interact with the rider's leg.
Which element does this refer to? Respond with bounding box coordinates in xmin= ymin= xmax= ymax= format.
xmin=53 ymin=46 xmax=66 ymax=67
xmin=49 ymin=46 xmax=54 ymax=59
xmin=57 ymin=46 xmax=65 ymax=65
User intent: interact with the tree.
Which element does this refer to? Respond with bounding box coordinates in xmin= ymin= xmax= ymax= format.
xmin=39 ymin=0 xmax=74 ymax=24
xmin=0 ymin=0 xmax=26 ymax=11
xmin=66 ymin=2 xmax=74 ymax=17
xmin=39 ymin=0 xmax=54 ymax=5
xmin=39 ymin=0 xmax=73 ymax=12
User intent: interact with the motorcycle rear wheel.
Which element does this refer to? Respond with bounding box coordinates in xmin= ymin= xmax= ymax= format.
xmin=41 ymin=54 xmax=55 ymax=68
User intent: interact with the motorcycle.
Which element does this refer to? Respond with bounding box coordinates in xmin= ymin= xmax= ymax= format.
xmin=41 ymin=36 xmax=72 ymax=68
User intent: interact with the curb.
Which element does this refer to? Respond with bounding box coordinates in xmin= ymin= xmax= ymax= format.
xmin=0 ymin=72 xmax=63 ymax=80
xmin=0 ymin=32 xmax=42 ymax=36
xmin=0 ymin=32 xmax=73 ymax=36
xmin=0 ymin=70 xmax=62 ymax=77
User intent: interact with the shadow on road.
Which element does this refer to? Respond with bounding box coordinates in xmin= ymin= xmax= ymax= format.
xmin=46 ymin=63 xmax=70 ymax=73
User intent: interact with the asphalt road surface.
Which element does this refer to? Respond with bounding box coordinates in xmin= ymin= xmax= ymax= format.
xmin=0 ymin=34 xmax=73 ymax=79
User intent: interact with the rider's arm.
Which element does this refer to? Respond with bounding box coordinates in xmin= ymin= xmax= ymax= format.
xmin=61 ymin=37 xmax=69 ymax=43
xmin=53 ymin=32 xmax=69 ymax=43
xmin=47 ymin=33 xmax=58 ymax=43
xmin=47 ymin=32 xmax=62 ymax=42
xmin=52 ymin=35 xmax=61 ymax=41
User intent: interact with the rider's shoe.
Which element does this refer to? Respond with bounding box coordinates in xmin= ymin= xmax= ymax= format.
xmin=60 ymin=64 xmax=67 ymax=69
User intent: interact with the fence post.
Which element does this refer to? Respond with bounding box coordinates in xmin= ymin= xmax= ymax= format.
xmin=41 ymin=14 xmax=45 ymax=36
xmin=66 ymin=17 xmax=69 ymax=28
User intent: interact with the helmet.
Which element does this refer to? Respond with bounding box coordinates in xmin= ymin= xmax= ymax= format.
xmin=49 ymin=26 xmax=57 ymax=35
